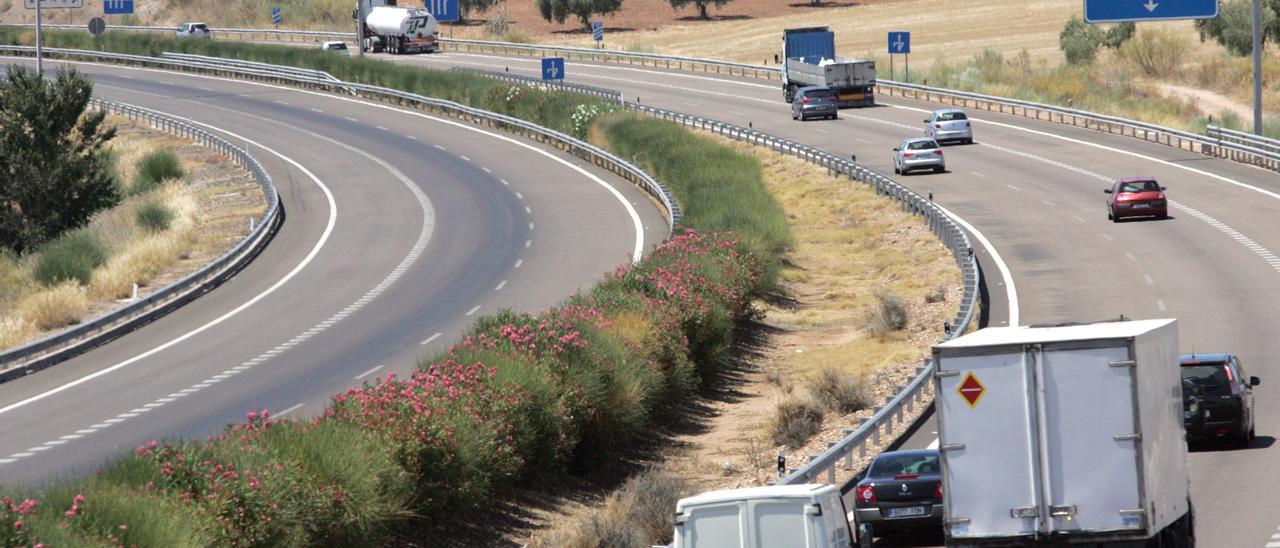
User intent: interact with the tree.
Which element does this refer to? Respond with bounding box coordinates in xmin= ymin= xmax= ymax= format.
xmin=1195 ymin=0 xmax=1279 ymax=56
xmin=0 ymin=66 xmax=119 ymax=255
xmin=1059 ymin=17 xmax=1134 ymax=65
xmin=536 ymin=0 xmax=622 ymax=30
xmin=668 ymin=0 xmax=731 ymax=20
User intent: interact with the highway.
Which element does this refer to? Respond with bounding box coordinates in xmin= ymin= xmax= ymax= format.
xmin=382 ymin=50 xmax=1280 ymax=546
xmin=0 ymin=58 xmax=668 ymax=485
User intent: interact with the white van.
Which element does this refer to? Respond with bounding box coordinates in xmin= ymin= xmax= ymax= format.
xmin=673 ymin=484 xmax=853 ymax=548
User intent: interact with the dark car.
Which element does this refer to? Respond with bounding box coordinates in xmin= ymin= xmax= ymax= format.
xmin=1182 ymin=378 xmax=1206 ymax=442
xmin=1105 ymin=177 xmax=1168 ymax=222
xmin=791 ymin=86 xmax=839 ymax=121
xmin=1180 ymin=353 xmax=1259 ymax=446
xmin=852 ymin=449 xmax=943 ymax=546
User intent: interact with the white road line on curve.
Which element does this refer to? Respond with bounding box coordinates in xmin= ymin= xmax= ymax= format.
xmin=355 ymin=365 xmax=385 ymax=380
xmin=421 ymin=333 xmax=442 ymax=346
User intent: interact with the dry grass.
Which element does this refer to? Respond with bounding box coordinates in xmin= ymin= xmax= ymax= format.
xmin=532 ymin=468 xmax=686 ymax=548
xmin=807 ymin=367 xmax=872 ymax=414
xmin=771 ymin=389 xmax=825 ymax=448
xmin=0 ymin=316 xmax=35 ymax=349
xmin=90 ymin=184 xmax=198 ymax=301
xmin=15 ymin=282 xmax=90 ymax=331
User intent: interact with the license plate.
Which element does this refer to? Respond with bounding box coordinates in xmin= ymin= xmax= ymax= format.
xmin=840 ymin=93 xmax=865 ymax=101
xmin=887 ymin=506 xmax=928 ymax=518
xmin=1133 ymin=203 xmax=1150 ymax=209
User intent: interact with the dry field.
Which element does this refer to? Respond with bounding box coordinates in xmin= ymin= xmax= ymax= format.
xmin=0 ymin=117 xmax=264 ymax=352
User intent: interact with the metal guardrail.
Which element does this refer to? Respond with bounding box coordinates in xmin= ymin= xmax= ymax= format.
xmin=158 ymin=51 xmax=340 ymax=82
xmin=1207 ymin=124 xmax=1280 ymax=160
xmin=0 ymin=97 xmax=281 ymax=382
xmin=448 ymin=67 xmax=623 ymax=104
xmin=0 ymin=44 xmax=680 ymax=229
xmin=620 ymin=104 xmax=978 ymax=488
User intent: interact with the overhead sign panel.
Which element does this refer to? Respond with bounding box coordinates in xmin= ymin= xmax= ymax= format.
xmin=424 ymin=0 xmax=459 ymax=23
xmin=103 ymin=0 xmax=133 ymax=14
xmin=887 ymin=31 xmax=910 ymax=54
xmin=24 ymin=0 xmax=82 ymax=8
xmin=1084 ymin=0 xmax=1218 ymax=23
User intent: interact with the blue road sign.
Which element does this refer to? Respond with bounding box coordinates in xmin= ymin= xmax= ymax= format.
xmin=425 ymin=0 xmax=460 ymax=23
xmin=271 ymin=7 xmax=282 ymax=25
xmin=1084 ymin=0 xmax=1218 ymax=23
xmin=592 ymin=21 xmax=604 ymax=42
xmin=103 ymin=0 xmax=133 ymax=15
xmin=542 ymin=57 xmax=565 ymax=80
xmin=888 ymin=31 xmax=910 ymax=54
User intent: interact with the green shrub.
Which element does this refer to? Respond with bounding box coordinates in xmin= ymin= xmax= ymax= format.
xmin=1120 ymin=29 xmax=1192 ymax=77
xmin=867 ymin=291 xmax=908 ymax=336
xmin=1060 ymin=16 xmax=1104 ymax=65
xmin=135 ymin=200 xmax=175 ymax=232
xmin=808 ymin=367 xmax=873 ymax=414
xmin=1196 ymin=0 xmax=1279 ymax=56
xmin=131 ymin=149 xmax=183 ymax=195
xmin=34 ymin=230 xmax=107 ymax=286
xmin=771 ymin=391 xmax=825 ymax=448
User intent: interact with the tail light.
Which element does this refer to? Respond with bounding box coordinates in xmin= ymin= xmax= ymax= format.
xmin=801 ymin=97 xmax=811 ymax=104
xmin=1224 ymin=364 xmax=1235 ymax=382
xmin=934 ymin=124 xmax=942 ymax=129
xmin=935 ymin=482 xmax=944 ymax=499
xmin=935 ymin=150 xmax=943 ymax=155
xmin=856 ymin=486 xmax=877 ymax=503
xmin=902 ymin=152 xmax=914 ymax=158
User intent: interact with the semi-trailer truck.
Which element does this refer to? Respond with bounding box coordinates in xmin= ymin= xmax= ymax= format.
xmin=355 ymin=0 xmax=439 ymax=54
xmin=782 ymin=27 xmax=875 ymax=108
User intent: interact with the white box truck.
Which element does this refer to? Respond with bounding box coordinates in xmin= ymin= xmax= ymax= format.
xmin=672 ymin=484 xmax=853 ymax=548
xmin=932 ymin=319 xmax=1194 ymax=546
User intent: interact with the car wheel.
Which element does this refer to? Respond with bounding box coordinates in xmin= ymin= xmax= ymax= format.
xmin=1110 ymin=210 xmax=1119 ymax=223
xmin=857 ymin=522 xmax=875 ymax=548
xmin=934 ymin=166 xmax=945 ymax=173
xmin=894 ymin=164 xmax=901 ymax=175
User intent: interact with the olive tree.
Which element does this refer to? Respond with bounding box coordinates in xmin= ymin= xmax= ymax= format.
xmin=536 ymin=0 xmax=622 ymax=30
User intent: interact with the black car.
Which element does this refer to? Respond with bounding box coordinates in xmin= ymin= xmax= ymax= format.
xmin=1180 ymin=353 xmax=1260 ymax=446
xmin=791 ymin=86 xmax=839 ymax=121
xmin=852 ymin=449 xmax=944 ymax=546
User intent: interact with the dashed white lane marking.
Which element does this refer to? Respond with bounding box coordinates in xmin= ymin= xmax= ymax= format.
xmin=482 ymin=167 xmax=492 ymax=173
xmin=310 ymin=107 xmax=323 ymax=113
xmin=1072 ymin=215 xmax=1086 ymax=224
xmin=277 ymin=403 xmax=305 ymax=417
xmin=466 ymin=305 xmax=482 ymax=316
xmin=44 ymin=440 xmax=67 ymax=446
xmin=525 ymin=206 xmax=532 ymax=214
xmin=495 ymin=280 xmax=507 ymax=291
xmin=407 ymin=135 xmax=417 ymax=140
xmin=1007 ymin=184 xmax=1021 ymax=192
xmin=197 ymin=86 xmax=214 ymax=92
xmin=814 ymin=127 xmax=830 ymax=133
xmin=1101 ymin=233 xmax=1114 ymax=241
xmin=377 ymin=125 xmax=389 ymax=131
xmin=27 ymin=447 xmax=51 ymax=453
xmin=0 ymin=104 xmax=443 ymax=468
xmin=515 ymin=258 xmax=524 ymax=268
xmin=728 ymin=110 xmax=745 ymax=116
xmin=434 ymin=144 xmax=446 ymax=151
xmin=524 ymin=240 xmax=532 ymax=249
xmin=682 ymin=102 xmax=700 ymax=108
xmin=515 ymin=192 xmax=524 ymax=199
xmin=855 ymin=137 xmax=873 ymax=144
xmin=0 ymin=459 xmax=14 ymax=464
xmin=344 ymin=116 xmax=358 ymax=122
xmin=1041 ymin=199 xmax=1056 ymax=207
xmin=529 ymin=222 xmax=535 ymax=230
xmin=273 ymin=100 xmax=288 ymax=105
xmin=1144 ymin=274 xmax=1154 ymax=285
xmin=460 ymin=155 xmax=471 ymax=162
xmin=355 ymin=365 xmax=385 ymax=380
xmin=501 ymin=179 xmax=510 ymax=186
xmin=971 ymin=171 xmax=987 ymax=178
xmin=8 ymin=453 xmax=33 ymax=458
xmin=421 ymin=332 xmax=442 ymax=346
xmin=1126 ymin=252 xmax=1138 ymax=262
xmin=1158 ymin=300 xmax=1167 ymax=311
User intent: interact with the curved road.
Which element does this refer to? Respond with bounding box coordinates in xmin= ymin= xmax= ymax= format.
xmin=390 ymin=50 xmax=1280 ymax=546
xmin=0 ymin=58 xmax=668 ymax=485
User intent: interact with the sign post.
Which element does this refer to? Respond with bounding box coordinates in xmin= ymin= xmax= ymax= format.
xmin=25 ymin=0 xmax=84 ymax=74
xmin=887 ymin=31 xmax=910 ymax=82
xmin=541 ymin=57 xmax=565 ymax=81
xmin=592 ymin=20 xmax=604 ymax=48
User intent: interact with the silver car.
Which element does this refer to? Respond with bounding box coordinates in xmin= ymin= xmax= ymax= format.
xmin=176 ymin=22 xmax=211 ymax=39
xmin=893 ymin=138 xmax=945 ymax=175
xmin=925 ymin=109 xmax=973 ymax=144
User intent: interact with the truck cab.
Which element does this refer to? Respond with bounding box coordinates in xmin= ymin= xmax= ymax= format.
xmin=673 ymin=484 xmax=853 ymax=548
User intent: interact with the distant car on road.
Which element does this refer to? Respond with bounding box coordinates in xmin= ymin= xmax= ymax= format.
xmin=893 ymin=138 xmax=945 ymax=175
xmin=925 ymin=109 xmax=973 ymax=144
xmin=852 ymin=449 xmax=944 ymax=546
xmin=176 ymin=22 xmax=211 ymax=39
xmin=1181 ymin=353 xmax=1259 ymax=447
xmin=791 ymin=86 xmax=839 ymax=121
xmin=321 ymin=41 xmax=351 ymax=55
xmin=1105 ymin=177 xmax=1168 ymax=222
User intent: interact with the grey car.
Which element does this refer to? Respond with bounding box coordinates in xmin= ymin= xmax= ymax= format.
xmin=177 ymin=22 xmax=211 ymax=39
xmin=925 ymin=108 xmax=973 ymax=144
xmin=852 ymin=449 xmax=944 ymax=546
xmin=791 ymin=86 xmax=838 ymax=121
xmin=893 ymin=138 xmax=945 ymax=175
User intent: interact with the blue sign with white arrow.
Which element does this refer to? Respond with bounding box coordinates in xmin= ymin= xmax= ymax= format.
xmin=592 ymin=21 xmax=604 ymax=42
xmin=271 ymin=7 xmax=282 ymax=25
xmin=542 ymin=57 xmax=565 ymax=81
xmin=103 ymin=0 xmax=133 ymax=15
xmin=1084 ymin=0 xmax=1218 ymax=23
xmin=425 ymin=0 xmax=460 ymax=23
xmin=888 ymin=31 xmax=910 ymax=54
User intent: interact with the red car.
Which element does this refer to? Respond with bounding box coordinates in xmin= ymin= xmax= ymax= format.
xmin=1105 ymin=177 xmax=1168 ymax=222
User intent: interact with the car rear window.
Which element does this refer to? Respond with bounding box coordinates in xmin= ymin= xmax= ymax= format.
xmin=869 ymin=453 xmax=940 ymax=477
xmin=1120 ymin=181 xmax=1159 ymax=192
xmin=805 ymin=89 xmax=836 ymax=99
xmin=937 ymin=112 xmax=967 ymax=121
xmin=1182 ymin=363 xmax=1231 ymax=397
xmin=907 ymin=140 xmax=939 ymax=150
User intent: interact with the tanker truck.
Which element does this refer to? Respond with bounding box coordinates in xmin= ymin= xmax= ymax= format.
xmin=356 ymin=1 xmax=439 ymax=54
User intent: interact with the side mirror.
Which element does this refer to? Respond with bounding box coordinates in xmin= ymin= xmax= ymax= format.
xmin=1251 ymin=376 xmax=1261 ymax=387
xmin=851 ymin=153 xmax=857 ymax=162
xmin=1104 ymin=189 xmax=1113 ymax=194
xmin=893 ymin=148 xmax=900 ymax=152
xmin=923 ymin=119 xmax=930 ymax=123
xmin=1161 ymin=186 xmax=1168 ymax=191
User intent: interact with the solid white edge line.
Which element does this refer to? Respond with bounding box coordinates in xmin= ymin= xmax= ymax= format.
xmin=354 ymin=365 xmax=385 ymax=380
xmin=932 ymin=203 xmax=1020 ymax=327
xmin=0 ymin=119 xmax=339 ymax=417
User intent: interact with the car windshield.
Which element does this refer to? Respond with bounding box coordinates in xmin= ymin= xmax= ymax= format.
xmin=906 ymin=140 xmax=939 ymax=151
xmin=330 ymin=43 xmax=347 ymax=50
xmin=1119 ymin=181 xmax=1159 ymax=193
xmin=869 ymin=453 xmax=940 ymax=477
xmin=1182 ymin=363 xmax=1231 ymax=397
xmin=937 ymin=112 xmax=967 ymax=121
